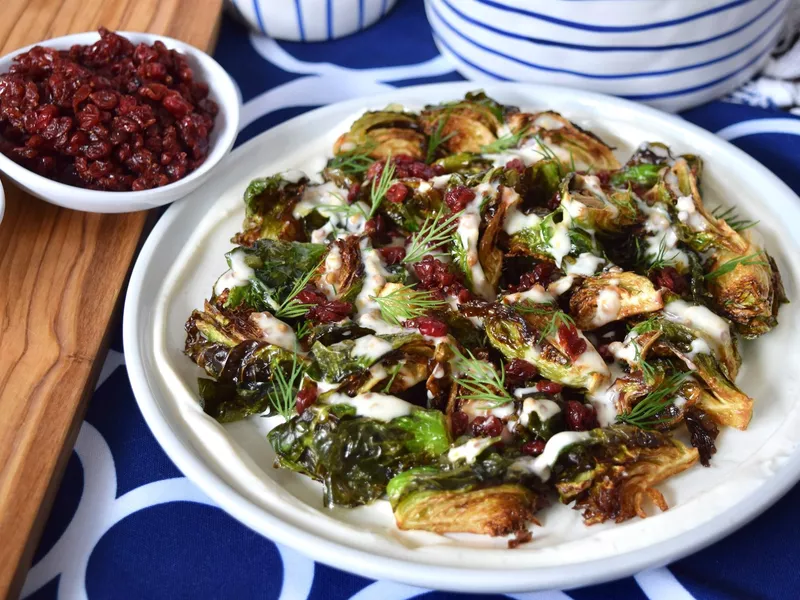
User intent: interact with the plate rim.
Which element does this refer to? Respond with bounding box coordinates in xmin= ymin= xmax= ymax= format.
xmin=123 ymin=80 xmax=800 ymax=593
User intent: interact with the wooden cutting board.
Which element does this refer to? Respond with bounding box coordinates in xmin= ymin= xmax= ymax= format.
xmin=0 ymin=1 xmax=224 ymax=597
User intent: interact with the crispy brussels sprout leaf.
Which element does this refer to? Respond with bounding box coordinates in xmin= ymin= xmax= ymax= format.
xmin=308 ymin=333 xmax=423 ymax=383
xmin=706 ymin=245 xmax=782 ymax=339
xmin=387 ymin=454 xmax=545 ymax=536
xmin=670 ymin=350 xmax=753 ymax=430
xmin=334 ymin=110 xmax=425 ymax=160
xmin=507 ymin=111 xmax=620 ymax=171
xmin=421 ymin=92 xmax=506 ymax=154
xmin=569 ymin=272 xmax=663 ymax=330
xmin=268 ymin=405 xmax=450 ymax=507
xmin=314 ymin=236 xmax=364 ymax=303
xmin=218 ymin=240 xmax=327 ymax=311
xmin=233 ymin=175 xmax=306 ymax=245
xmin=480 ymin=187 xmax=521 ymax=289
xmin=560 ymin=174 xmax=639 ymax=234
xmin=552 ymin=426 xmax=698 ymax=524
xmin=469 ymin=301 xmax=609 ymax=392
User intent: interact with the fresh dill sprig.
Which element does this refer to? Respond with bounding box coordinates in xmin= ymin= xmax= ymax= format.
xmin=268 ymin=352 xmax=305 ymax=421
xmin=382 ymin=363 xmax=403 ymax=393
xmin=632 ymin=342 xmax=656 ymax=385
xmin=329 ymin=140 xmax=376 ymax=176
xmin=705 ymin=253 xmax=768 ymax=281
xmin=370 ymin=284 xmax=447 ymax=325
xmin=479 ymin=125 xmax=530 ymax=154
xmin=637 ymin=238 xmax=678 ymax=272
xmin=295 ymin=320 xmax=311 ymax=340
xmin=616 ymin=371 xmax=690 ymax=429
xmin=368 ymin=156 xmax=396 ymax=218
xmin=274 ymin=258 xmax=324 ymax=319
xmin=450 ymin=345 xmax=514 ymax=407
xmin=630 ymin=316 xmax=660 ymax=335
xmin=451 ymin=234 xmax=472 ymax=285
xmin=712 ymin=205 xmax=759 ymax=233
xmin=402 ymin=208 xmax=463 ymax=265
xmin=516 ymin=305 xmax=576 ymax=344
xmin=426 ymin=113 xmax=456 ymax=163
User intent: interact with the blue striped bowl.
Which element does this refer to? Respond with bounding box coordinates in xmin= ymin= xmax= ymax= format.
xmin=425 ymin=0 xmax=791 ymax=111
xmin=228 ymin=0 xmax=399 ymax=41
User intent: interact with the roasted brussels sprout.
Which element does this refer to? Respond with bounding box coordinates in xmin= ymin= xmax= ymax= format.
xmin=387 ymin=453 xmax=545 ymax=535
xmin=569 ymin=272 xmax=663 ymax=330
xmin=551 ymin=425 xmax=698 ymax=524
xmin=420 ymin=92 xmax=506 ymax=154
xmin=269 ymin=403 xmax=450 ymax=507
xmin=233 ymin=175 xmax=307 ymax=245
xmin=507 ymin=111 xmax=620 ymax=171
xmin=333 ymin=109 xmax=425 ymax=160
xmin=560 ymin=173 xmax=639 ymax=234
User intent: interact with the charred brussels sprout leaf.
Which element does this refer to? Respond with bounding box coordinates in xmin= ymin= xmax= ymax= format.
xmin=421 ymin=92 xmax=506 ymax=154
xmin=569 ymin=272 xmax=663 ymax=330
xmin=233 ymin=175 xmax=306 ymax=245
xmin=333 ymin=110 xmax=425 ymax=160
xmin=386 ymin=453 xmax=545 ymax=535
xmin=268 ymin=406 xmax=450 ymax=507
xmin=552 ymin=426 xmax=698 ymax=524
xmin=308 ymin=333 xmax=423 ymax=383
xmin=560 ymin=173 xmax=639 ymax=234
xmin=218 ymin=240 xmax=327 ymax=311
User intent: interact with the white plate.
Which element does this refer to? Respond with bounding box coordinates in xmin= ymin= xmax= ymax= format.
xmin=124 ymin=82 xmax=800 ymax=593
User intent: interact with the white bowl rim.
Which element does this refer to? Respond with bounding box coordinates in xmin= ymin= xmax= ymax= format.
xmin=124 ymin=80 xmax=800 ymax=593
xmin=0 ymin=30 xmax=240 ymax=209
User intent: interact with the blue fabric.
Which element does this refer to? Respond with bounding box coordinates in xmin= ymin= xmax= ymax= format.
xmin=23 ymin=1 xmax=800 ymax=598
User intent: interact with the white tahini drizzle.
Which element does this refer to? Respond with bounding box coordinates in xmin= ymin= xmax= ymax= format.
xmin=448 ymin=437 xmax=496 ymax=464
xmin=519 ymin=398 xmax=561 ymax=427
xmin=326 ymin=392 xmax=414 ymax=421
xmin=663 ymin=299 xmax=731 ymax=345
xmin=249 ymin=312 xmax=298 ymax=351
xmin=455 ymin=194 xmax=494 ymax=299
xmin=214 ymin=248 xmax=255 ymax=296
xmin=510 ymin=431 xmax=591 ymax=480
xmin=352 ymin=335 xmax=394 ymax=361
xmin=318 ymin=244 xmax=342 ymax=299
xmin=591 ymin=287 xmax=622 ymax=328
xmin=565 ymin=252 xmax=606 ymax=277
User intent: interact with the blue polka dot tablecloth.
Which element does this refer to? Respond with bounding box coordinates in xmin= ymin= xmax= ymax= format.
xmin=21 ymin=2 xmax=800 ymax=599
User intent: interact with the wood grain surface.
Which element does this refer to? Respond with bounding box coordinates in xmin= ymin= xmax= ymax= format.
xmin=0 ymin=2 xmax=223 ymax=597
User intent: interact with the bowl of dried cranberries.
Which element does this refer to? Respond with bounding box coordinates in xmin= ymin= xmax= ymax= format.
xmin=0 ymin=28 xmax=240 ymax=213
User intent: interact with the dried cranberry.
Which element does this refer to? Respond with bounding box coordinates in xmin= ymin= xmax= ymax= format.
xmin=414 ymin=255 xmax=457 ymax=288
xmin=378 ymin=246 xmax=406 ymax=265
xmin=296 ymin=385 xmax=317 ymax=414
xmin=405 ymin=316 xmax=448 ymax=337
xmin=536 ymin=380 xmax=563 ymax=394
xmin=521 ymin=440 xmax=546 ymax=456
xmin=471 ymin=415 xmax=504 ymax=437
xmin=505 ymin=158 xmax=525 ymax=173
xmin=597 ymin=344 xmax=615 ymax=363
xmin=505 ymin=359 xmax=538 ymax=383
xmin=0 ymin=28 xmax=217 ymax=191
xmin=565 ymin=400 xmax=598 ymax=431
xmin=347 ymin=181 xmax=360 ymax=203
xmin=444 ymin=185 xmax=476 ymax=213
xmin=385 ymin=182 xmax=408 ymax=204
xmin=365 ymin=159 xmax=385 ymax=181
xmin=558 ymin=324 xmax=587 ymax=360
xmin=364 ymin=214 xmax=389 ymax=243
xmin=451 ymin=411 xmax=469 ymax=437
xmin=651 ymin=266 xmax=688 ymax=295
xmin=513 ymin=262 xmax=556 ymax=291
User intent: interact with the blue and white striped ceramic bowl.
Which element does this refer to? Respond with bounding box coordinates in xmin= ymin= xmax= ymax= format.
xmin=228 ymin=0 xmax=399 ymax=41
xmin=425 ymin=0 xmax=791 ymax=111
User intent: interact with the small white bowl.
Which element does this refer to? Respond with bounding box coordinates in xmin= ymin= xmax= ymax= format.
xmin=227 ymin=0 xmax=398 ymax=41
xmin=425 ymin=0 xmax=791 ymax=112
xmin=0 ymin=178 xmax=5 ymax=225
xmin=0 ymin=31 xmax=240 ymax=213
